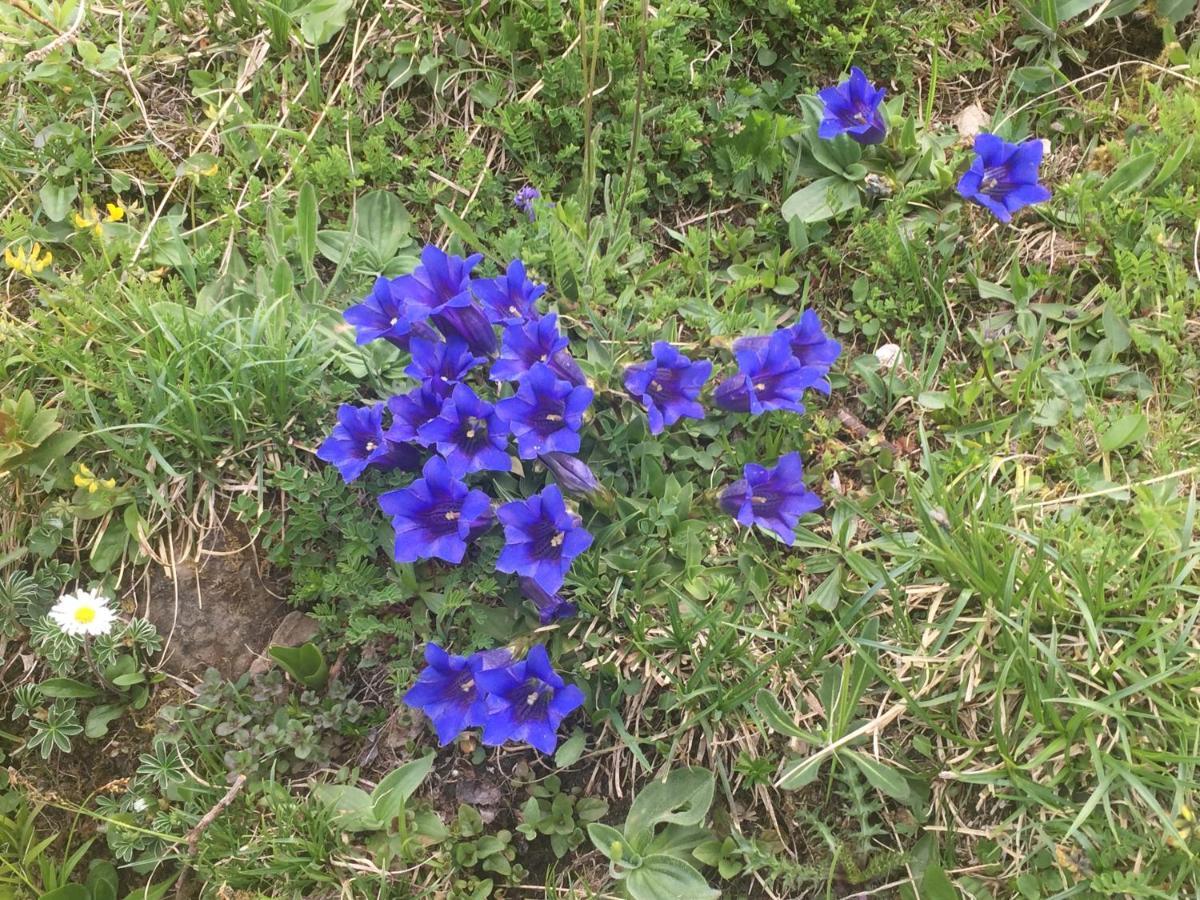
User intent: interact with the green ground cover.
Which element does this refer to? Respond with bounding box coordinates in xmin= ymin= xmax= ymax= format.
xmin=2 ymin=0 xmax=1200 ymax=897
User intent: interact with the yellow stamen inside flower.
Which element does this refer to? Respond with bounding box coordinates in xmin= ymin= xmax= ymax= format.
xmin=526 ymin=690 xmax=540 ymax=706
xmin=550 ymin=532 xmax=564 ymax=548
xmin=74 ymin=606 xmax=97 ymax=624
xmin=444 ymin=510 xmax=460 ymax=521
xmin=545 ymin=413 xmax=562 ymax=423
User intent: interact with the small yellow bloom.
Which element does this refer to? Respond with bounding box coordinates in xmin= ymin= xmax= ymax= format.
xmin=73 ymin=207 xmax=103 ymax=237
xmin=74 ymin=463 xmax=116 ymax=493
xmin=4 ymin=242 xmax=52 ymax=277
xmin=105 ymin=201 xmax=125 ymax=222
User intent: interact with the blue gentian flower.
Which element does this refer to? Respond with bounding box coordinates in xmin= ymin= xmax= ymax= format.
xmin=342 ymin=276 xmax=437 ymax=348
xmin=385 ymin=385 xmax=446 ymax=446
xmin=518 ymin=577 xmax=578 ymax=625
xmin=472 ymin=260 xmax=545 ymax=325
xmin=378 ymin=456 xmax=494 ymax=564
xmin=495 ymin=485 xmax=593 ymax=594
xmin=513 ymin=186 xmax=541 ymax=222
xmin=402 ymin=245 xmax=483 ymax=312
xmin=432 ymin=302 xmax=498 ymax=357
xmin=477 ymin=644 xmax=584 ymax=754
xmin=491 ymin=313 xmax=586 ymax=386
xmin=956 ymin=133 xmax=1052 ymax=223
xmin=713 ymin=331 xmax=822 ymax=415
xmin=403 ymin=643 xmax=512 ymax=745
xmin=817 ymin=67 xmax=887 ymax=145
xmin=406 ymin=337 xmax=484 ymax=398
xmin=719 ymin=452 xmax=822 ymax=546
xmin=623 ymin=341 xmax=712 ymax=434
xmin=316 ymin=402 xmax=419 ymax=483
xmin=418 ymin=384 xmax=512 ymax=476
xmin=734 ymin=310 xmax=842 ymax=395
xmin=494 ymin=363 xmax=593 ymax=459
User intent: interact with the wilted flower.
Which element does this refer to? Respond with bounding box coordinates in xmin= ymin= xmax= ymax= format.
xmin=496 ymin=485 xmax=593 ymax=594
xmin=495 ymin=363 xmax=593 ymax=459
xmin=403 ymin=643 xmax=512 ymax=745
xmin=472 ymin=259 xmax=546 ymax=325
xmin=406 ymin=337 xmax=484 ymax=398
xmin=4 ymin=242 xmax=52 ymax=278
xmin=817 ymin=67 xmax=887 ymax=145
xmin=734 ymin=310 xmax=841 ymax=395
xmin=956 ymin=133 xmax=1051 ymax=223
xmin=518 ymin=577 xmax=578 ymax=624
xmin=623 ymin=341 xmax=712 ymax=434
xmin=713 ymin=331 xmax=822 ymax=415
xmin=719 ymin=452 xmax=822 ymax=545
xmin=513 ymin=186 xmax=541 ymax=222
xmin=317 ymin=402 xmax=419 ymax=483
xmin=478 ymin=644 xmax=584 ymax=754
xmin=49 ymin=588 xmax=116 ymax=637
xmin=418 ymin=384 xmax=512 ymax=476
xmin=385 ymin=385 xmax=446 ymax=446
xmin=491 ymin=313 xmax=585 ymax=386
xmin=379 ymin=456 xmax=494 ymax=564
xmin=343 ymin=275 xmax=437 ymax=348
xmin=539 ymin=451 xmax=608 ymax=505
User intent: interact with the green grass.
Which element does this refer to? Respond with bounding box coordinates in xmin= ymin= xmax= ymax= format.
xmin=2 ymin=0 xmax=1200 ymax=897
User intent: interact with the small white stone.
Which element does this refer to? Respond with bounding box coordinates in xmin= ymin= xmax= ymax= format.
xmin=874 ymin=343 xmax=904 ymax=372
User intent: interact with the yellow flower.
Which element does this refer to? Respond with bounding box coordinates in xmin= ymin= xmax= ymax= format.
xmin=74 ymin=463 xmax=116 ymax=493
xmin=72 ymin=207 xmax=103 ymax=237
xmin=4 ymin=242 xmax=52 ymax=277
xmin=105 ymin=201 xmax=125 ymax=222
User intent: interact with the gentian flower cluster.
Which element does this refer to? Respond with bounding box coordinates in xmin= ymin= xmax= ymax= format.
xmin=814 ymin=68 xmax=1052 ymax=221
xmin=322 ymin=243 xmax=602 ymax=753
xmin=403 ymin=643 xmax=584 ymax=753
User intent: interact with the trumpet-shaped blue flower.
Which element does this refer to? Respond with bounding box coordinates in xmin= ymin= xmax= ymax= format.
xmin=713 ymin=331 xmax=822 ymax=415
xmin=343 ymin=276 xmax=437 ymax=348
xmin=472 ymin=259 xmax=545 ymax=324
xmin=432 ymin=302 xmax=498 ymax=356
xmin=956 ymin=133 xmax=1052 ymax=223
xmin=406 ymin=337 xmax=484 ymax=398
xmin=403 ymin=643 xmax=512 ymax=745
xmin=495 ymin=485 xmax=593 ymax=594
xmin=477 ymin=644 xmax=584 ymax=754
xmin=378 ymin=456 xmax=493 ymax=564
xmin=495 ymin=363 xmax=592 ymax=458
xmin=623 ymin=341 xmax=712 ymax=434
xmin=491 ymin=314 xmax=585 ymax=386
xmin=418 ymin=384 xmax=512 ymax=476
xmin=514 ymin=186 xmax=541 ymax=222
xmin=719 ymin=452 xmax=822 ymax=546
xmin=317 ymin=402 xmax=419 ymax=483
xmin=734 ymin=310 xmax=842 ymax=395
xmin=403 ymin=245 xmax=484 ymax=313
xmin=817 ymin=67 xmax=887 ymax=145
xmin=518 ymin=577 xmax=578 ymax=624
xmin=385 ymin=385 xmax=445 ymax=446
xmin=539 ymin=451 xmax=605 ymax=503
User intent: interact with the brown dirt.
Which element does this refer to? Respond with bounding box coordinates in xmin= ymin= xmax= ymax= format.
xmin=138 ymin=524 xmax=290 ymax=679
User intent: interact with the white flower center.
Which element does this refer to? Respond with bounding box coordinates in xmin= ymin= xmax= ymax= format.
xmin=526 ymin=690 xmax=540 ymax=706
xmin=365 ymin=441 xmax=377 ymax=451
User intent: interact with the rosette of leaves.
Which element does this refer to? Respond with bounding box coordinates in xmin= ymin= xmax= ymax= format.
xmin=586 ymin=768 xmax=720 ymax=900
xmin=516 ymin=775 xmax=609 ymax=859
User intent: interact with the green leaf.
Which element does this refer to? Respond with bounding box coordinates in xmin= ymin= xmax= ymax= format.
xmin=38 ymin=886 xmax=89 ymax=900
xmin=86 ymin=860 xmax=119 ymax=900
xmin=1157 ymin=0 xmax=1198 ymax=23
xmin=846 ymin=750 xmax=916 ymax=804
xmin=781 ymin=176 xmax=860 ymax=224
xmin=296 ymin=0 xmax=354 ymax=45
xmin=754 ymin=689 xmax=808 ymax=739
xmin=311 ymin=784 xmax=379 ymax=831
xmin=586 ymin=822 xmax=633 ymax=863
xmin=776 ymin=754 xmax=825 ymax=790
xmin=296 ymin=182 xmax=319 ymax=280
xmin=1097 ymin=152 xmax=1157 ymax=198
xmin=625 ymin=854 xmax=720 ymax=900
xmin=1099 ymin=411 xmax=1148 ymax=453
xmin=352 ymin=190 xmax=411 ymax=260
xmin=269 ymin=642 xmax=329 ymax=689
xmin=85 ymin=705 xmax=125 ymax=739
xmin=434 ymin=203 xmax=487 ymax=255
xmin=371 ymin=753 xmax=435 ymax=825
xmin=624 ymin=768 xmax=714 ymax=851
xmin=40 ymin=678 xmax=101 ymax=700
xmin=553 ymin=730 xmax=586 ymax=767
xmin=921 ymin=863 xmax=960 ymax=899
xmin=39 ymin=183 xmax=78 ymax=222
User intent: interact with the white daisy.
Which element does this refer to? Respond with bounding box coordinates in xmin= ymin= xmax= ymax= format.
xmin=49 ymin=588 xmax=117 ymax=637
